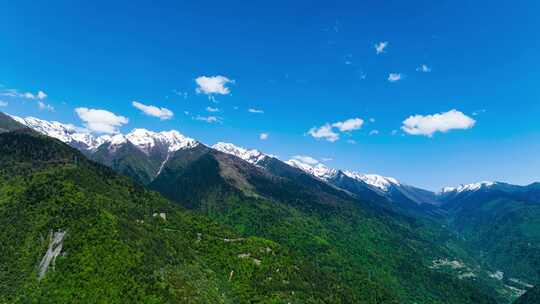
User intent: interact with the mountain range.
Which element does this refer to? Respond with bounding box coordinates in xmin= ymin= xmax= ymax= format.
xmin=1 ymin=112 xmax=538 ymax=303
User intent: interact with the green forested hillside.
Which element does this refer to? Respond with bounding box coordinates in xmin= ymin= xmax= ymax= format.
xmin=150 ymin=147 xmax=500 ymax=303
xmin=514 ymin=286 xmax=540 ymax=304
xmin=90 ymin=140 xmax=162 ymax=185
xmin=0 ymin=130 xmax=370 ymax=303
xmin=441 ymin=188 xmax=540 ymax=288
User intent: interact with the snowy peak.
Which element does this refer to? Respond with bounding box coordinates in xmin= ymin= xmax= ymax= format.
xmin=285 ymin=159 xmax=338 ymax=180
xmin=10 ymin=115 xmax=106 ymax=150
xmin=441 ymin=181 xmax=496 ymax=194
xmin=212 ymin=142 xmax=269 ymax=165
xmin=343 ymin=171 xmax=400 ymax=191
xmin=10 ymin=114 xmax=198 ymax=154
xmin=284 ymin=158 xmax=400 ymax=190
xmin=125 ymin=128 xmax=198 ymax=154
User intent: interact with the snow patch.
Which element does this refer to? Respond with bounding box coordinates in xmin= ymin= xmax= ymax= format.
xmin=285 ymin=159 xmax=338 ymax=180
xmin=343 ymin=171 xmax=400 ymax=191
xmin=9 ymin=114 xmax=199 ymax=154
xmin=212 ymin=142 xmax=269 ymax=165
xmin=441 ymin=181 xmax=496 ymax=194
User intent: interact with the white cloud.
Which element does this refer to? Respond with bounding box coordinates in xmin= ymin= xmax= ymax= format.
xmin=132 ymin=101 xmax=173 ymax=120
xmin=308 ymin=124 xmax=340 ymax=142
xmin=369 ymin=118 xmax=375 ymax=123
xmin=308 ymin=117 xmax=364 ymax=142
xmin=292 ymin=155 xmax=319 ymax=165
xmin=37 ymin=101 xmax=54 ymax=111
xmin=195 ymin=75 xmax=234 ymax=95
xmin=206 ymin=106 xmax=220 ymax=112
xmin=248 ymin=108 xmax=264 ymax=114
xmin=0 ymin=100 xmax=7 ymax=107
xmin=1 ymin=89 xmax=47 ymax=100
xmin=347 ymin=139 xmax=357 ymax=144
xmin=375 ymin=41 xmax=388 ymax=54
xmin=37 ymin=91 xmax=47 ymax=100
xmin=388 ymin=73 xmax=402 ymax=82
xmin=75 ymin=107 xmax=128 ymax=134
xmin=259 ymin=132 xmax=269 ymax=140
xmin=332 ymin=118 xmax=364 ymax=132
xmin=195 ymin=115 xmax=220 ymax=123
xmin=416 ymin=64 xmax=431 ymax=73
xmin=401 ymin=109 xmax=476 ymax=137
xmin=321 ymin=157 xmax=333 ymax=162
xmin=369 ymin=130 xmax=379 ymax=135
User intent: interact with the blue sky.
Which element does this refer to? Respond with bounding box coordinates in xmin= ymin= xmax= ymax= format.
xmin=1 ymin=1 xmax=539 ymax=190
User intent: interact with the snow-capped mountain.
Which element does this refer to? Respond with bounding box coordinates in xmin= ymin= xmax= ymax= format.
xmin=10 ymin=115 xmax=108 ymax=150
xmin=441 ymin=181 xmax=496 ymax=194
xmin=285 ymin=157 xmax=401 ymax=192
xmin=212 ymin=142 xmax=270 ymax=165
xmin=125 ymin=128 xmax=198 ymax=154
xmin=343 ymin=171 xmax=400 ymax=192
xmin=285 ymin=158 xmax=441 ymax=206
xmin=285 ymin=159 xmax=338 ymax=180
xmin=10 ymin=114 xmax=199 ymax=155
xmin=4 ymin=113 xmax=457 ymax=207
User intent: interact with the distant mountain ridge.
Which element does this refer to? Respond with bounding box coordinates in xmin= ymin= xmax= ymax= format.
xmin=10 ymin=113 xmax=536 ymax=203
xmin=2 ymin=111 xmax=535 ymax=303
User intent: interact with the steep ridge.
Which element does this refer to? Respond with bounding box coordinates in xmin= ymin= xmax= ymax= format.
xmin=6 ymin=112 xmax=534 ymax=303
xmin=9 ymin=114 xmax=200 ymax=184
xmin=149 ymin=141 xmax=500 ymax=303
xmin=437 ymin=182 xmax=540 ymax=293
xmin=0 ymin=120 xmax=356 ymax=303
xmin=0 ymin=112 xmax=29 ymax=133
xmin=285 ymin=156 xmax=441 ymax=212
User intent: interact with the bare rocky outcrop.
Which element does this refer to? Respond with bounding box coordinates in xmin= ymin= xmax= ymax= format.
xmin=38 ymin=230 xmax=66 ymax=280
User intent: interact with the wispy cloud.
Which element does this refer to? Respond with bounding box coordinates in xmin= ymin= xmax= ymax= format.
xmin=388 ymin=73 xmax=402 ymax=82
xmin=75 ymin=108 xmax=129 ymax=134
xmin=206 ymin=106 xmax=220 ymax=112
xmin=369 ymin=130 xmax=379 ymax=135
xmin=401 ymin=109 xmax=475 ymax=137
xmin=1 ymin=89 xmax=47 ymax=100
xmin=37 ymin=101 xmax=54 ymax=111
xmin=259 ymin=132 xmax=269 ymax=140
xmin=248 ymin=108 xmax=264 ymax=114
xmin=0 ymin=100 xmax=7 ymax=107
xmin=416 ymin=64 xmax=431 ymax=73
xmin=195 ymin=115 xmax=220 ymax=123
xmin=375 ymin=41 xmax=388 ymax=54
xmin=195 ymin=75 xmax=234 ymax=95
xmin=172 ymin=89 xmax=188 ymax=99
xmin=472 ymin=109 xmax=486 ymax=116
xmin=132 ymin=101 xmax=173 ymax=120
xmin=292 ymin=155 xmax=319 ymax=165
